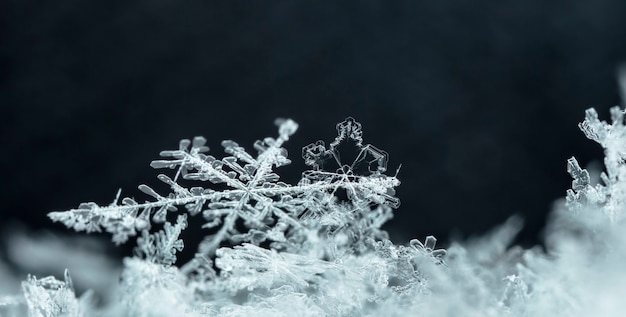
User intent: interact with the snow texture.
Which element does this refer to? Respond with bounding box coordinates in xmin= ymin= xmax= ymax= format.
xmin=7 ymin=109 xmax=626 ymax=316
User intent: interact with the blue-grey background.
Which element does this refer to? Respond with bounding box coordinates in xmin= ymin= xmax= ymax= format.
xmin=2 ymin=1 xmax=625 ymax=262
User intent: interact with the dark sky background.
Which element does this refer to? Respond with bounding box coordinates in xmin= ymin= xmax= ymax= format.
xmin=2 ymin=1 xmax=626 ymax=263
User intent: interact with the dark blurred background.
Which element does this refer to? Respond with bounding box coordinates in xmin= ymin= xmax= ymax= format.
xmin=2 ymin=0 xmax=626 ymax=262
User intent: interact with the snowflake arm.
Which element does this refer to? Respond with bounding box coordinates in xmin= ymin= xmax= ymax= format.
xmin=135 ymin=214 xmax=188 ymax=266
xmin=49 ymin=119 xmax=301 ymax=249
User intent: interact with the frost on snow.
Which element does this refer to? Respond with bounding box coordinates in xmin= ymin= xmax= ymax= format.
xmin=8 ymin=110 xmax=626 ymax=316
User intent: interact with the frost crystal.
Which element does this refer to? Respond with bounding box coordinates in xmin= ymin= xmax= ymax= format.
xmin=135 ymin=214 xmax=187 ymax=266
xmin=568 ymin=107 xmax=626 ymax=221
xmin=21 ymin=270 xmax=90 ymax=317
xmin=215 ymin=243 xmax=333 ymax=291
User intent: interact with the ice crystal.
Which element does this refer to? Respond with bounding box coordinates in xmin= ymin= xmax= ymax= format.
xmin=135 ymin=214 xmax=187 ymax=266
xmin=21 ymin=270 xmax=91 ymax=317
xmin=13 ymin=108 xmax=626 ymax=316
xmin=48 ymin=118 xmax=400 ymax=258
xmin=567 ymin=107 xmax=626 ymax=221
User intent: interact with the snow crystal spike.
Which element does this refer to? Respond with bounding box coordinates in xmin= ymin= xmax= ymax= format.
xmin=332 ymin=117 xmax=363 ymax=148
xmin=424 ymin=236 xmax=437 ymax=250
xmin=567 ymin=157 xmax=590 ymax=191
xmin=122 ymin=197 xmax=137 ymax=205
xmin=138 ymin=184 xmax=162 ymax=199
xmin=179 ymin=139 xmax=191 ymax=150
xmin=610 ymin=106 xmax=624 ymax=126
xmin=276 ymin=118 xmax=298 ymax=140
xmin=192 ymin=136 xmax=209 ymax=152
